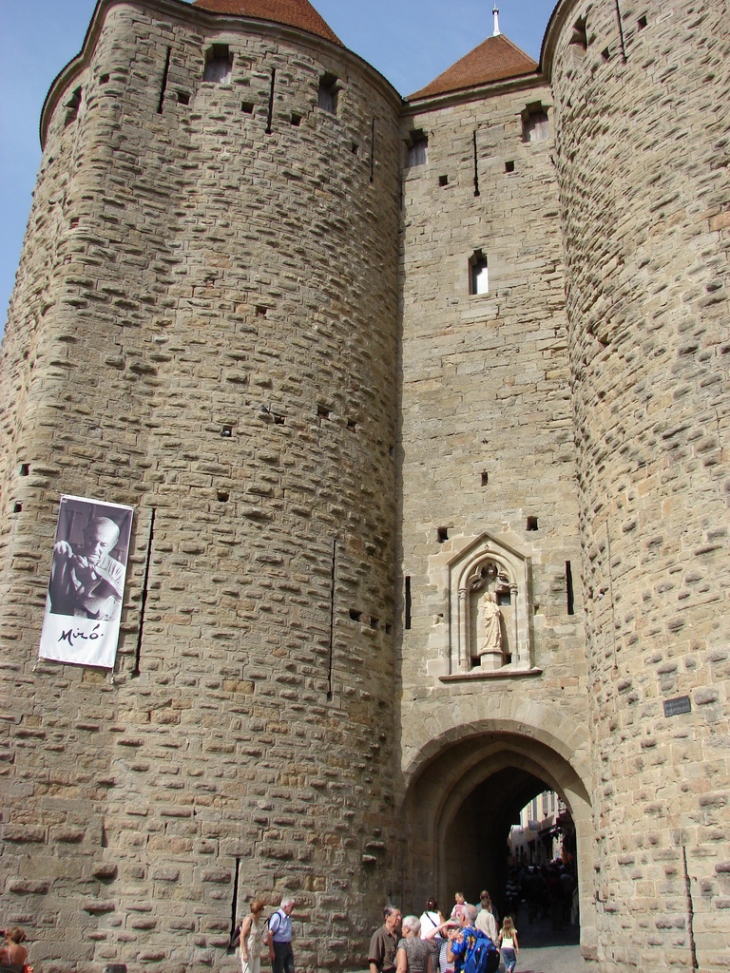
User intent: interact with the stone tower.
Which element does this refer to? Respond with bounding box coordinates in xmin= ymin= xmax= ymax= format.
xmin=1 ymin=1 xmax=730 ymax=972
xmin=0 ymin=1 xmax=403 ymax=970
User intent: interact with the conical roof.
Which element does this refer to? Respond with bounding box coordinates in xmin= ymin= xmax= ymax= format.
xmin=408 ymin=33 xmax=537 ymax=101
xmin=192 ymin=0 xmax=342 ymax=46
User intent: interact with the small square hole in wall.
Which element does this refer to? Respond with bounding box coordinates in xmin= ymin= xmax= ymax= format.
xmin=527 ymin=516 xmax=539 ymax=531
xmin=347 ymin=418 xmax=357 ymax=431
xmin=291 ymin=113 xmax=302 ymax=126
xmin=439 ymin=175 xmax=449 ymax=187
xmin=385 ymin=623 xmax=392 ymax=635
xmin=221 ymin=425 xmax=233 ymax=438
xmin=437 ymin=527 xmax=449 ymax=543
xmin=317 ymin=404 xmax=330 ymax=419
xmin=19 ymin=464 xmax=30 ymax=477
xmin=350 ymin=609 xmax=362 ymax=622
xmin=100 ymin=73 xmax=110 ymax=85
xmin=217 ymin=490 xmax=230 ymax=503
xmin=273 ymin=414 xmax=285 ymax=426
xmin=256 ymin=305 xmax=267 ymax=317
xmin=505 ymin=160 xmax=515 ymax=173
xmin=638 ymin=15 xmax=648 ymax=29
xmin=242 ymin=101 xmax=254 ymax=114
xmin=602 ymin=47 xmax=611 ymax=61
xmin=351 ymin=142 xmax=359 ymax=154
xmin=13 ymin=503 xmax=22 ymax=514
xmin=177 ymin=91 xmax=190 ymax=105
xmin=370 ymin=617 xmax=380 ymax=630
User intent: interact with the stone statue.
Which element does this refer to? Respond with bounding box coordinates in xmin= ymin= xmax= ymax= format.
xmin=478 ymin=592 xmax=503 ymax=670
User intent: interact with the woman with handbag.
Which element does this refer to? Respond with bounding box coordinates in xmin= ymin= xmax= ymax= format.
xmin=238 ymin=900 xmax=266 ymax=973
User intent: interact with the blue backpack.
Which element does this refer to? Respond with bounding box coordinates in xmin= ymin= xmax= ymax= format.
xmin=462 ymin=930 xmax=500 ymax=973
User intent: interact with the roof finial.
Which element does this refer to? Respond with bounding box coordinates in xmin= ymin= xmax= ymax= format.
xmin=492 ymin=4 xmax=501 ymax=37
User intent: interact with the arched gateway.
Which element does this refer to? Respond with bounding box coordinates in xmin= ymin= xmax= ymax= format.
xmin=400 ymin=707 xmax=596 ymax=958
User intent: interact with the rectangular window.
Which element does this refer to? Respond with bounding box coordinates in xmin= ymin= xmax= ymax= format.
xmin=318 ymin=74 xmax=338 ymax=114
xmin=470 ymin=251 xmax=488 ymax=295
xmin=204 ymin=44 xmax=232 ymax=83
xmin=407 ymin=138 xmax=428 ymax=167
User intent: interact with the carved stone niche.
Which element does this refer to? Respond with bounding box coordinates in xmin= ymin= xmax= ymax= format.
xmin=448 ymin=534 xmax=533 ymax=674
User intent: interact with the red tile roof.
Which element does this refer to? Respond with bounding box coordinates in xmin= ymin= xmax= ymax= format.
xmin=408 ymin=34 xmax=537 ymax=101
xmin=192 ymin=0 xmax=342 ymax=46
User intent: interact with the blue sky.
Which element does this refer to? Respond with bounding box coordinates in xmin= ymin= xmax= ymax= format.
xmin=0 ymin=0 xmax=557 ymax=331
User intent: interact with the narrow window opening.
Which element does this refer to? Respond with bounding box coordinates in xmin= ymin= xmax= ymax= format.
xmin=505 ymin=160 xmax=515 ymax=173
xmin=527 ymin=516 xmax=539 ymax=531
xmin=65 ymin=87 xmax=82 ymax=126
xmin=570 ymin=17 xmax=588 ymax=52
xmin=133 ymin=509 xmax=156 ymax=677
xmin=318 ymin=73 xmax=339 ymax=114
xmin=19 ymin=464 xmax=30 ymax=477
xmin=266 ymin=68 xmax=276 ymax=135
xmin=221 ymin=425 xmax=233 ymax=438
xmin=437 ymin=527 xmax=449 ymax=544
xmin=481 ymin=471 xmax=488 ymax=487
xmin=13 ymin=502 xmax=22 ymax=514
xmin=241 ymin=101 xmax=254 ymax=114
xmin=204 ymin=44 xmax=233 ymax=83
xmin=158 ymin=48 xmax=172 ymax=113
xmin=522 ymin=103 xmax=550 ymax=143
xmin=350 ymin=609 xmax=362 ymax=622
xmin=615 ymin=0 xmax=628 ymax=61
xmin=389 ymin=446 xmax=395 ymax=458
xmin=370 ymin=617 xmax=380 ymax=630
xmin=291 ymin=113 xmax=302 ymax=126
xmin=407 ymin=131 xmax=428 ymax=168
xmin=469 ymin=250 xmax=489 ymax=296
xmin=473 ymin=129 xmax=480 ymax=197
xmin=385 ymin=623 xmax=392 ymax=635
xmin=217 ymin=490 xmax=230 ymax=503
xmin=230 ymin=859 xmax=241 ymax=946
xmin=327 ymin=539 xmax=337 ymax=701
xmin=177 ymin=91 xmax=190 ymax=105
xmin=405 ymin=577 xmax=412 ymax=631
xmin=370 ymin=118 xmax=376 ymax=183
xmin=439 ymin=175 xmax=449 ymax=187
xmin=351 ymin=142 xmax=359 ymax=154
xmin=566 ymin=561 xmax=575 ymax=615
xmin=638 ymin=15 xmax=648 ymax=29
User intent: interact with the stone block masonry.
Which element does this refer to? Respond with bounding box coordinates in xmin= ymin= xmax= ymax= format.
xmin=0 ymin=2 xmax=403 ymax=970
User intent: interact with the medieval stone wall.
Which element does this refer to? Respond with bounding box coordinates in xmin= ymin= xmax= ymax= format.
xmin=0 ymin=2 xmax=403 ymax=971
xmin=397 ymin=75 xmax=593 ymax=934
xmin=548 ymin=0 xmax=730 ymax=970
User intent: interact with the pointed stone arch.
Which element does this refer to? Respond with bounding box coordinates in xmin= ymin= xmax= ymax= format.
xmin=399 ymin=699 xmax=596 ymax=959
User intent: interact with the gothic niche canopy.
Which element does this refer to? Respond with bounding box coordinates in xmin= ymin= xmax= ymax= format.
xmin=448 ymin=534 xmax=533 ymax=675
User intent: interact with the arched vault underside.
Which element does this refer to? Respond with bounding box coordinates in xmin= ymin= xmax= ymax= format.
xmin=400 ymin=710 xmax=596 ymax=959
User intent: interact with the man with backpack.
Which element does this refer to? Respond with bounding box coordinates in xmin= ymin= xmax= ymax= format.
xmin=448 ymin=906 xmax=499 ymax=973
xmin=267 ymin=897 xmax=296 ymax=973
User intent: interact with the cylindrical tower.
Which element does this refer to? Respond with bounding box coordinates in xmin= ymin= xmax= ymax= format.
xmin=0 ymin=1 xmax=402 ymax=970
xmin=545 ymin=1 xmax=730 ymax=970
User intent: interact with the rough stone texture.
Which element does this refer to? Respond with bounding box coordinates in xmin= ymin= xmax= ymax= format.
xmin=397 ymin=74 xmax=594 ymax=941
xmin=547 ymin=0 xmax=730 ymax=970
xmin=1 ymin=0 xmax=730 ymax=971
xmin=0 ymin=2 xmax=402 ymax=971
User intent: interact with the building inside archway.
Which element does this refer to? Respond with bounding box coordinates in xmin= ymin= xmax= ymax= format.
xmin=404 ymin=731 xmax=588 ymax=928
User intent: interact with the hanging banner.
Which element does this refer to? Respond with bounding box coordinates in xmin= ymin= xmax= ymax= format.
xmin=39 ymin=496 xmax=134 ymax=669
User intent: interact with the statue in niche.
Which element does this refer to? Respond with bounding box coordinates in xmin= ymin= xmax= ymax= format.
xmin=468 ymin=560 xmax=508 ymax=670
